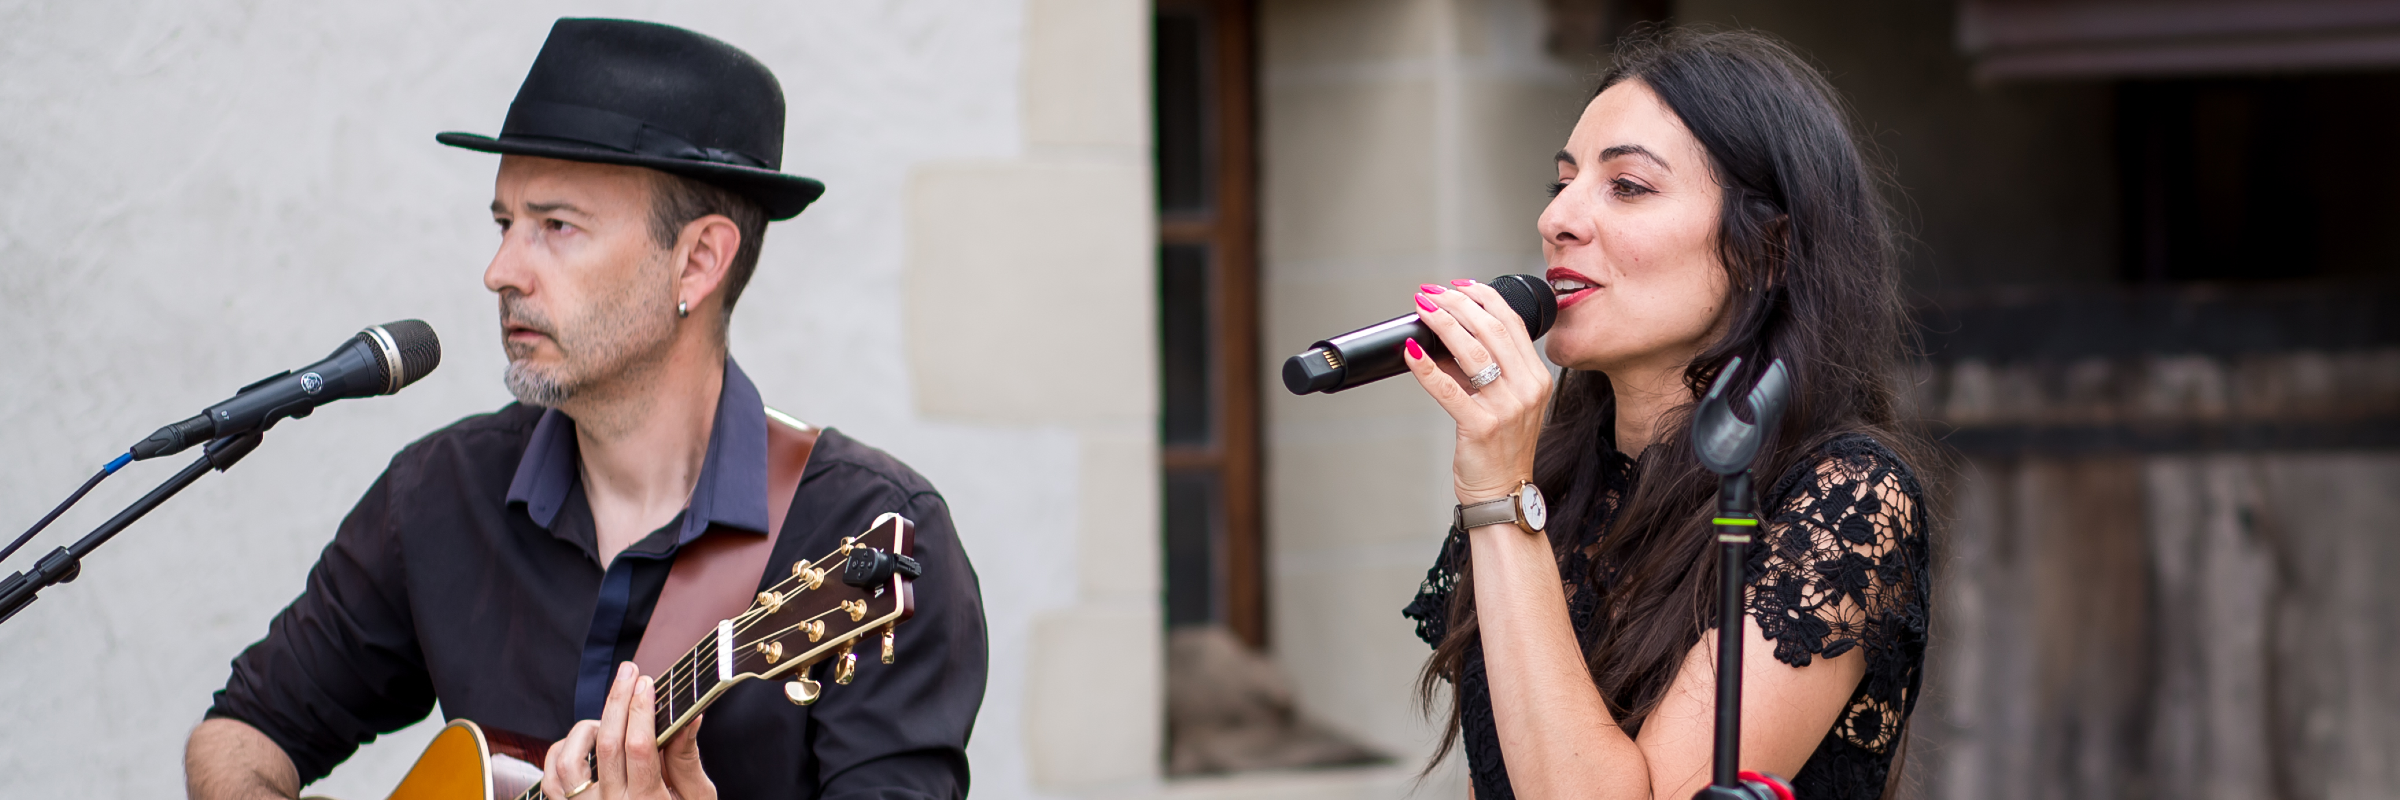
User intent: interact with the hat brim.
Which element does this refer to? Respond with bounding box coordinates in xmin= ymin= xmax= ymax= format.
xmin=437 ymin=132 xmax=824 ymax=220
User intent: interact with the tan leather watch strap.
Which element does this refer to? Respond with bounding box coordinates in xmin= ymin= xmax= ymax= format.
xmin=631 ymin=408 xmax=816 ymax=677
xmin=1454 ymin=495 xmax=1520 ymax=531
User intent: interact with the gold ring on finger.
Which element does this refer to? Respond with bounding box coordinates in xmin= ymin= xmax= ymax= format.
xmin=563 ymin=778 xmax=598 ymax=799
xmin=1469 ymin=363 xmax=1502 ymax=389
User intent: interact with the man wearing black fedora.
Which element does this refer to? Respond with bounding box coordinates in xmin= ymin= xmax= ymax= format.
xmin=185 ymin=19 xmax=986 ymax=800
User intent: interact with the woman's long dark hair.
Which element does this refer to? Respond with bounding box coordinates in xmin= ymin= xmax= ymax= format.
xmin=1417 ymin=27 xmax=1931 ymax=780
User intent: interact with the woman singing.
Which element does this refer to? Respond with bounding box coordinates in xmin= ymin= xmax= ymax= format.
xmin=1398 ymin=30 xmax=1933 ymax=800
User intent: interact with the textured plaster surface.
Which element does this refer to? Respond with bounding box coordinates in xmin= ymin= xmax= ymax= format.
xmin=0 ymin=2 xmax=1153 ymax=799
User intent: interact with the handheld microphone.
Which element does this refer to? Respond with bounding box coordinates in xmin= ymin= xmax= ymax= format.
xmin=1282 ymin=275 xmax=1557 ymax=395
xmin=130 ymin=320 xmax=442 ymax=460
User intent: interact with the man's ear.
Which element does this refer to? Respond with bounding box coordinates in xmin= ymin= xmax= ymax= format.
xmin=674 ymin=214 xmax=741 ymax=315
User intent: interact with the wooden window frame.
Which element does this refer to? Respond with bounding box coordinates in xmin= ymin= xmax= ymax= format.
xmin=1156 ymin=0 xmax=1264 ymax=649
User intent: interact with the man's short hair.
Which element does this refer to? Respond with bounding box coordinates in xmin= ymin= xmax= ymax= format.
xmin=647 ymin=172 xmax=769 ymax=316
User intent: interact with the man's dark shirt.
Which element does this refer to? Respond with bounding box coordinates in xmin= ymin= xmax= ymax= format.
xmin=208 ymin=359 xmax=987 ymax=799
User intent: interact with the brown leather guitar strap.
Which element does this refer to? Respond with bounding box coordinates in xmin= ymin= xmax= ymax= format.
xmin=630 ymin=409 xmax=816 ymax=677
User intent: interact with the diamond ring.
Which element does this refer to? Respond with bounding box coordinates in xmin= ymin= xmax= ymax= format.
xmin=1468 ymin=363 xmax=1502 ymax=388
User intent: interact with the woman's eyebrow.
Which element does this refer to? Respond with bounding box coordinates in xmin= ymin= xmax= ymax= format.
xmin=1600 ymin=144 xmax=1669 ymax=172
xmin=1555 ymin=149 xmax=1576 ymax=167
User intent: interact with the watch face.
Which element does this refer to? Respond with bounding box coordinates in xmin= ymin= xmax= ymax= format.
xmin=1519 ymin=485 xmax=1548 ymax=530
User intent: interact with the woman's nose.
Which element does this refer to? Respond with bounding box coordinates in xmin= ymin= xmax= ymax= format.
xmin=1539 ymin=192 xmax=1591 ymax=246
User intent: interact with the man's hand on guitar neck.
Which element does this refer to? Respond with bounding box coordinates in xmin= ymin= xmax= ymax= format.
xmin=542 ymin=662 xmax=715 ymax=800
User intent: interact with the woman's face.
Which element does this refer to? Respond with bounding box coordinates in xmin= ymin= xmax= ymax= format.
xmin=1538 ymin=80 xmax=1731 ymax=379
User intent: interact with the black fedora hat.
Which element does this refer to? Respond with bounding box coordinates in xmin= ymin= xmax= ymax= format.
xmin=438 ymin=18 xmax=824 ymax=220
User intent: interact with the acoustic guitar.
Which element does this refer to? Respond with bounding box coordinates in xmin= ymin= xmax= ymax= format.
xmin=346 ymin=512 xmax=920 ymax=800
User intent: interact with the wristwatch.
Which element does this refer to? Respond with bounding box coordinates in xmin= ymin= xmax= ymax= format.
xmin=1454 ymin=481 xmax=1548 ymax=534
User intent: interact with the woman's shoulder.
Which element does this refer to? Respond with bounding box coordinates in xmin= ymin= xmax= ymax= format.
xmin=1765 ymin=431 xmax=1925 ymax=508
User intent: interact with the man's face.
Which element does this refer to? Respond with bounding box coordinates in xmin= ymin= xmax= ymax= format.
xmin=484 ymin=155 xmax=678 ymax=408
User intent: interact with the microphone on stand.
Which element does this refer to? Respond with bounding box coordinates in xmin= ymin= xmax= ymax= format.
xmin=131 ymin=320 xmax=442 ymax=460
xmin=1282 ymin=274 xmax=1557 ymax=395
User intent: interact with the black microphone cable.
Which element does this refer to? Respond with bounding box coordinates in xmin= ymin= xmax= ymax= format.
xmin=0 ymin=452 xmax=134 ymax=565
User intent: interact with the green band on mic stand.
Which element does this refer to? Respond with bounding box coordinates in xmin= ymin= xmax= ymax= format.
xmin=1711 ymin=517 xmax=1758 ymax=527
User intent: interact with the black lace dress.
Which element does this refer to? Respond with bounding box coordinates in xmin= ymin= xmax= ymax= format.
xmin=1402 ymin=434 xmax=1929 ymax=800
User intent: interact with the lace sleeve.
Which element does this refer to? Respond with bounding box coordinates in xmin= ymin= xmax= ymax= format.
xmin=1746 ymin=435 xmax=1930 ymax=753
xmin=1403 ymin=526 xmax=1467 ymax=647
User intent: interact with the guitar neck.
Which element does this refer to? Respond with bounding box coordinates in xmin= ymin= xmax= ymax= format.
xmin=498 ymin=629 xmax=734 ymax=800
xmin=500 ymin=514 xmax=918 ymax=800
xmin=649 ymin=620 xmax=742 ymax=743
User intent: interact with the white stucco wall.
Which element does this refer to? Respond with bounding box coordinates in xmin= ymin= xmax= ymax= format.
xmin=0 ymin=1 xmax=1157 ymax=798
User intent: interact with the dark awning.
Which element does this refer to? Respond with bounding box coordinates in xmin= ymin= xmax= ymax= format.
xmin=1960 ymin=0 xmax=2400 ymax=81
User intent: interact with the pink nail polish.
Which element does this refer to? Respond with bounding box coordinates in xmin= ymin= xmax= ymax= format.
xmin=1416 ymin=294 xmax=1439 ymax=313
xmin=1405 ymin=338 xmax=1425 ymax=360
xmin=1419 ymin=283 xmax=1446 ymax=294
xmin=1451 ymin=279 xmax=1475 ymax=287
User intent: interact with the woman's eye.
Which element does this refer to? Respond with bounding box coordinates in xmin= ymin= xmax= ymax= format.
xmin=1545 ymin=180 xmax=1568 ymax=199
xmin=1610 ymin=178 xmax=1655 ymax=198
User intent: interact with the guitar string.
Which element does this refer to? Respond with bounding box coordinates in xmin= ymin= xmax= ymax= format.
xmin=649 ymin=541 xmax=896 ymax=721
xmin=650 ymin=554 xmax=840 ymax=697
xmin=654 ymin=603 xmax=845 ymax=708
xmin=648 ymin=544 xmax=837 ymax=693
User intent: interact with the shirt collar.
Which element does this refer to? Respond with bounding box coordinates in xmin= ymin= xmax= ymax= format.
xmin=505 ymin=357 xmax=772 ymax=543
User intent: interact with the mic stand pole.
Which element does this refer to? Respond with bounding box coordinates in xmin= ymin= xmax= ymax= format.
xmin=1689 ymin=356 xmax=1794 ymax=800
xmin=0 ymin=432 xmax=265 ymax=628
xmin=1696 ymin=471 xmax=1778 ymax=799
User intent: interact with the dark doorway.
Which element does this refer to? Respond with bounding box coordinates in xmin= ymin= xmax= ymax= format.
xmin=2118 ymin=73 xmax=2400 ymax=283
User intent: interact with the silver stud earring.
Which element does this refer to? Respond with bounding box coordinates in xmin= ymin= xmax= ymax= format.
xmin=677 ymin=300 xmax=689 ymax=318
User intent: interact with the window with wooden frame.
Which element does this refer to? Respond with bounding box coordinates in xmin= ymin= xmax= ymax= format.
xmin=1154 ymin=0 xmax=1262 ymax=648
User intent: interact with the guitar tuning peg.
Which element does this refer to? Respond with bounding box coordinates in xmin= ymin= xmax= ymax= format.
xmin=834 ymin=642 xmax=858 ymax=685
xmin=785 ymin=675 xmax=823 ymax=706
xmin=881 ymin=623 xmax=897 ymax=664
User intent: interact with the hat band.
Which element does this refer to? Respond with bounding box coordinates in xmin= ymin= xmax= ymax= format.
xmin=500 ymin=100 xmax=769 ymax=170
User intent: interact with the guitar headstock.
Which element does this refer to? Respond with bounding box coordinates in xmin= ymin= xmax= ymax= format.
xmin=652 ymin=513 xmax=919 ymax=740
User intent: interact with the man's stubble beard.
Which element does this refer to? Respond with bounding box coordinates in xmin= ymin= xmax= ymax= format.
xmin=502 ymin=255 xmax=679 ymax=409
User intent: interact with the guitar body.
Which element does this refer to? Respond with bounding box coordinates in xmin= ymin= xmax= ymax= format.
xmin=369 ymin=720 xmax=506 ymax=800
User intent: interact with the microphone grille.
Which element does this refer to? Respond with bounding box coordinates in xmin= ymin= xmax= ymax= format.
xmin=1490 ymin=275 xmax=1560 ymax=339
xmin=377 ymin=319 xmax=443 ymax=389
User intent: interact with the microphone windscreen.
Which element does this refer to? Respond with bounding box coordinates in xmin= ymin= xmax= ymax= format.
xmin=378 ymin=320 xmax=442 ymax=389
xmin=1488 ymin=274 xmax=1559 ymax=338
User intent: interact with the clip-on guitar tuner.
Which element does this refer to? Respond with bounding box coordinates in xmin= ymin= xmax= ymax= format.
xmin=1690 ymin=356 xmax=1798 ymax=800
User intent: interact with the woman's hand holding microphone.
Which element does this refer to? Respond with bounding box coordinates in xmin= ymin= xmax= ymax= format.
xmin=1400 ymin=279 xmax=1553 ymax=510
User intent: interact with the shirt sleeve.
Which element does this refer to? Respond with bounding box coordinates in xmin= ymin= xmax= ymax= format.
xmin=810 ymin=490 xmax=987 ymax=800
xmin=1745 ymin=436 xmax=1930 ymax=756
xmin=205 ymin=458 xmax=437 ymax=785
